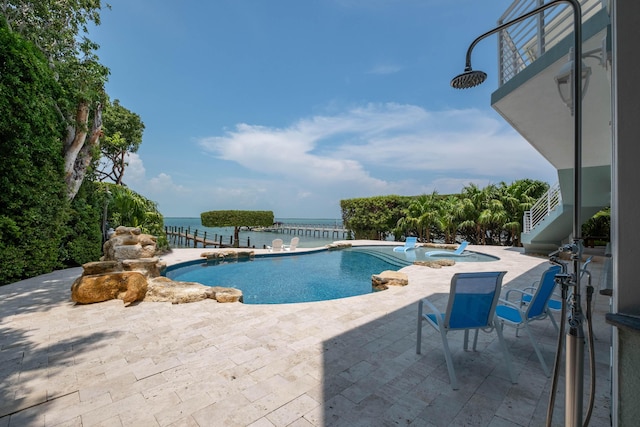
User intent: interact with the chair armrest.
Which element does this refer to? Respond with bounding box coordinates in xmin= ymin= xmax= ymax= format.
xmin=504 ymin=288 xmax=533 ymax=302
xmin=419 ymin=298 xmax=445 ymax=324
xmin=498 ymin=298 xmax=522 ymax=310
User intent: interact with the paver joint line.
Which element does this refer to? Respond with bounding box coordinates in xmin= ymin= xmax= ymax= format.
xmin=0 ymin=390 xmax=78 ymax=419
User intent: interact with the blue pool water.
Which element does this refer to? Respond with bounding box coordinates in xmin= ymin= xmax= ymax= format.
xmin=164 ymin=246 xmax=498 ymax=304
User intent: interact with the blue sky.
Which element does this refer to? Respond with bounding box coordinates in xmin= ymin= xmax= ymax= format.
xmin=91 ymin=0 xmax=557 ymax=219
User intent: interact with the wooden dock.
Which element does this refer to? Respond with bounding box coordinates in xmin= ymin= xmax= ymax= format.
xmin=269 ymin=223 xmax=351 ymax=239
xmin=165 ymin=226 xmax=252 ymax=248
xmin=165 ymin=224 xmax=352 ymax=249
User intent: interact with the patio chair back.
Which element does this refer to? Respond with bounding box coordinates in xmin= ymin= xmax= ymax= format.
xmin=446 ymin=271 xmax=505 ymax=329
xmin=417 ymin=271 xmax=516 ymax=389
xmin=525 ymin=265 xmax=561 ymax=320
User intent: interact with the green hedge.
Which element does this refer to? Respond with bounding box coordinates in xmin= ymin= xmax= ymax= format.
xmin=0 ymin=25 xmax=69 ymax=285
xmin=201 ymin=210 xmax=274 ymax=228
xmin=341 ymin=196 xmax=410 ymax=240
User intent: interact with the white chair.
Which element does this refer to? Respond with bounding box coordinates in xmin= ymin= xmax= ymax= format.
xmin=267 ymin=238 xmax=283 ymax=252
xmin=283 ymin=237 xmax=299 ymax=251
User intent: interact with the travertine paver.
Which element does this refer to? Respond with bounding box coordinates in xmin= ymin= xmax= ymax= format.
xmin=0 ymin=243 xmax=612 ymax=426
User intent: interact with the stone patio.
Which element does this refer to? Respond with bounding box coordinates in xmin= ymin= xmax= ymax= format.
xmin=0 ymin=243 xmax=612 ymax=426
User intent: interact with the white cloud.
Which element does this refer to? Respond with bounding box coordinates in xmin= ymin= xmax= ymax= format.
xmin=131 ymin=104 xmax=556 ymax=217
xmin=122 ymin=153 xmax=146 ymax=184
xmin=198 ymin=103 xmax=554 ymax=190
xmin=122 ymin=153 xmax=189 ymax=198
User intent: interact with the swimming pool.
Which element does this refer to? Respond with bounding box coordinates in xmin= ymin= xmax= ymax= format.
xmin=164 ymin=246 xmax=498 ymax=304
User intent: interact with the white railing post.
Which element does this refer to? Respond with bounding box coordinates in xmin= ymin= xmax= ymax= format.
xmin=498 ymin=0 xmax=603 ymax=85
xmin=523 ymin=182 xmax=561 ymax=234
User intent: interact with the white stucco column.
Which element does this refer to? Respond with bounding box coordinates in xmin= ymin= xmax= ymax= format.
xmin=610 ymin=1 xmax=640 ymax=425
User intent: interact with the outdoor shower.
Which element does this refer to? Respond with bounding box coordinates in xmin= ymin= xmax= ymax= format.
xmin=450 ymin=1 xmax=596 ymax=426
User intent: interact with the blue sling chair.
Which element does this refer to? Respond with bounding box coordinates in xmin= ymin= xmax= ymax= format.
xmin=495 ymin=265 xmax=562 ymax=376
xmin=416 ymin=271 xmax=516 ymax=390
xmin=425 ymin=241 xmax=469 ymax=257
xmin=393 ymin=236 xmax=418 ymax=252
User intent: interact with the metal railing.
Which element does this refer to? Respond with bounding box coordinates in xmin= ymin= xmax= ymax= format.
xmin=498 ymin=0 xmax=604 ymax=85
xmin=523 ymin=182 xmax=562 ymax=233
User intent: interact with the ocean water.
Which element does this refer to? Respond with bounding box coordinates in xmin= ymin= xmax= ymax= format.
xmin=163 ymin=217 xmax=346 ymax=249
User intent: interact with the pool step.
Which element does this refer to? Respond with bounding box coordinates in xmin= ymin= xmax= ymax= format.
xmin=350 ymin=248 xmax=413 ymax=268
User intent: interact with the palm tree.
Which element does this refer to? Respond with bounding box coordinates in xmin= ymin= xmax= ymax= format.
xmin=438 ymin=195 xmax=462 ymax=244
xmin=396 ymin=192 xmax=441 ymax=242
xmin=459 ymin=184 xmax=485 ymax=244
xmin=500 ymin=179 xmax=549 ymax=246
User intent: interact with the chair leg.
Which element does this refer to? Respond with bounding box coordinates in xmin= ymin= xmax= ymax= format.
xmin=548 ymin=309 xmax=559 ymax=333
xmin=495 ymin=321 xmax=518 ymax=384
xmin=416 ymin=301 xmax=423 ymax=354
xmin=439 ymin=328 xmax=458 ymax=390
xmin=472 ymin=329 xmax=480 ymax=351
xmin=523 ymin=322 xmax=550 ymax=377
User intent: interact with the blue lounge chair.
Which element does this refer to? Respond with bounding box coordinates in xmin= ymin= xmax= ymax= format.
xmin=495 ymin=265 xmax=562 ymax=377
xmin=393 ymin=236 xmax=418 ymax=252
xmin=425 ymin=241 xmax=469 ymax=257
xmin=521 ymin=256 xmax=595 ymax=320
xmin=416 ymin=271 xmax=516 ymax=390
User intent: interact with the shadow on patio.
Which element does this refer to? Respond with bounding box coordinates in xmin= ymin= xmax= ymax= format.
xmin=320 ymin=262 xmax=612 ymax=426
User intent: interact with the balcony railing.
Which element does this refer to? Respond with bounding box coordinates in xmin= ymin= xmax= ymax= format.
xmin=523 ymin=182 xmax=562 ymax=233
xmin=498 ymin=0 xmax=604 ymax=86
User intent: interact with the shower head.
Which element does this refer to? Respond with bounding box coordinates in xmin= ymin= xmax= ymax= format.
xmin=450 ymin=69 xmax=487 ymax=89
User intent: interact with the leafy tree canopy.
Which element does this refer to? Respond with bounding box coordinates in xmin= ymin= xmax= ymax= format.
xmin=341 ymin=196 xmax=410 ymax=240
xmin=1 ymin=0 xmax=110 ymax=199
xmin=341 ymin=179 xmax=552 ymax=246
xmin=201 ymin=210 xmax=274 ymax=247
xmin=98 ymin=99 xmax=145 ymax=185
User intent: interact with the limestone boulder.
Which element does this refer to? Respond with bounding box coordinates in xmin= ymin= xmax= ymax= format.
xmin=102 ymin=226 xmax=157 ymax=261
xmin=145 ymin=277 xmax=243 ymax=303
xmin=145 ymin=277 xmax=215 ymax=303
xmin=326 ymin=242 xmax=352 ymax=250
xmin=81 ymin=260 xmax=121 ymax=276
xmin=122 ymin=258 xmax=165 ymax=277
xmin=372 ymin=270 xmax=409 ymax=291
xmin=71 ymin=225 xmax=244 ymax=306
xmin=210 ymin=286 xmax=243 ymax=303
xmin=71 ymin=271 xmax=148 ymax=305
xmin=201 ymin=250 xmax=255 ymax=262
xmin=413 ymin=259 xmax=456 ymax=268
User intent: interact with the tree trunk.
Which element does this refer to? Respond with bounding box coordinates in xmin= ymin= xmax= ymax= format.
xmin=63 ymin=102 xmax=102 ymax=200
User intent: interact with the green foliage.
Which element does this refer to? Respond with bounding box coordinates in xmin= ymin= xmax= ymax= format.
xmin=3 ymin=0 xmax=110 ymax=201
xmin=582 ymin=207 xmax=610 ymax=239
xmin=0 ymin=24 xmax=69 ymax=285
xmin=59 ymin=180 xmax=103 ymax=266
xmin=341 ymin=196 xmax=410 ymax=240
xmin=98 ymin=99 xmax=145 ymax=184
xmin=201 ymin=210 xmax=275 ymax=228
xmin=1 ymin=0 xmax=109 ymax=106
xmin=201 ymin=210 xmax=274 ymax=248
xmin=340 ymin=179 xmax=551 ymax=246
xmin=103 ymin=183 xmax=168 ymax=250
